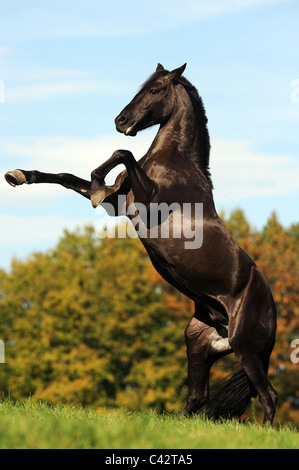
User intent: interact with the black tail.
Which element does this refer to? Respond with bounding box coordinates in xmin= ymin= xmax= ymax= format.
xmin=200 ymin=367 xmax=257 ymax=420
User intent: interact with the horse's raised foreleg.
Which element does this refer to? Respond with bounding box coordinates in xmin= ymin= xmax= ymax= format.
xmin=5 ymin=169 xmax=92 ymax=199
xmin=90 ymin=150 xmax=156 ymax=208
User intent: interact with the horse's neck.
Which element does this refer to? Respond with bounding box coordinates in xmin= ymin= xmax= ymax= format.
xmin=148 ymin=86 xmax=202 ymax=165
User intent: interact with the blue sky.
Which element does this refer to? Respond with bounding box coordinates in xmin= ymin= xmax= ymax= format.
xmin=0 ymin=0 xmax=298 ymax=270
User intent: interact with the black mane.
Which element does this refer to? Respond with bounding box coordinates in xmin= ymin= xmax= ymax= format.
xmin=175 ymin=75 xmax=212 ymax=190
xmin=142 ymin=71 xmax=213 ymax=189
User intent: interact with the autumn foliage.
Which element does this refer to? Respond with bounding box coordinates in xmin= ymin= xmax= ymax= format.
xmin=0 ymin=210 xmax=298 ymax=424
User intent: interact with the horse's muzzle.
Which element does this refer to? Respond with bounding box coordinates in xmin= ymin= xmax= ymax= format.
xmin=115 ymin=113 xmax=137 ymax=136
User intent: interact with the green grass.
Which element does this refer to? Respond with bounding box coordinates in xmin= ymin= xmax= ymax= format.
xmin=0 ymin=400 xmax=298 ymax=449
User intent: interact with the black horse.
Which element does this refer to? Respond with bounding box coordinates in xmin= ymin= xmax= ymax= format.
xmin=5 ymin=64 xmax=278 ymax=425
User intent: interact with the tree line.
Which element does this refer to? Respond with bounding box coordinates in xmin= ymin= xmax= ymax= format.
xmin=0 ymin=209 xmax=298 ymax=424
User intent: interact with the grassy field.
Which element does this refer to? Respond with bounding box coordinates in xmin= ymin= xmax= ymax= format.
xmin=0 ymin=400 xmax=298 ymax=449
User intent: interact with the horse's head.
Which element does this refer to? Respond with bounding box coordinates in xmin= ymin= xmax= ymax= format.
xmin=115 ymin=63 xmax=187 ymax=136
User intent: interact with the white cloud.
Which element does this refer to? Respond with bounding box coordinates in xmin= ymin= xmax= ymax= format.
xmin=2 ymin=133 xmax=298 ymax=204
xmin=1 ymin=133 xmax=152 ymax=174
xmin=211 ymin=140 xmax=299 ymax=201
xmin=0 ymin=46 xmax=14 ymax=56
xmin=0 ymin=0 xmax=289 ymax=41
xmin=1 ymin=65 xmax=86 ymax=82
xmin=6 ymin=79 xmax=126 ymax=103
xmin=0 ymin=213 xmax=94 ymax=246
xmin=155 ymin=0 xmax=287 ymax=24
xmin=0 ymin=133 xmax=155 ymax=208
xmin=1 ymin=132 xmax=298 ymax=269
xmin=0 ymin=59 xmax=130 ymax=103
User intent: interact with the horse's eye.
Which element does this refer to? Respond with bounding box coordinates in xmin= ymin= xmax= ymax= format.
xmin=149 ymin=89 xmax=159 ymax=95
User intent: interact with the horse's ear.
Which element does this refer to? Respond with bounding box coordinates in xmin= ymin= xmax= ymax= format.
xmin=166 ymin=63 xmax=187 ymax=82
xmin=156 ymin=63 xmax=164 ymax=72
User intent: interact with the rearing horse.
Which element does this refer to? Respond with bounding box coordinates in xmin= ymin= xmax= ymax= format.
xmin=5 ymin=64 xmax=278 ymax=425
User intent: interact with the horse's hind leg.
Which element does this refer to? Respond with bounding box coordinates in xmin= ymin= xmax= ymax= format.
xmin=234 ymin=351 xmax=278 ymax=425
xmin=181 ymin=317 xmax=211 ymax=415
xmin=229 ymin=266 xmax=278 ymax=425
xmin=181 ymin=316 xmax=232 ymax=415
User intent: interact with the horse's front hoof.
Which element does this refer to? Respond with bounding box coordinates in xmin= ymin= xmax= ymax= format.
xmin=4 ymin=170 xmax=27 ymax=187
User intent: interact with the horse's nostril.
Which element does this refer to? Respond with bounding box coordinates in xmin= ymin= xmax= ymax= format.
xmin=118 ymin=115 xmax=126 ymax=124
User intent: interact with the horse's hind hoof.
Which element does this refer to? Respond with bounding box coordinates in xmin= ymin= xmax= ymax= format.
xmin=4 ymin=170 xmax=27 ymax=187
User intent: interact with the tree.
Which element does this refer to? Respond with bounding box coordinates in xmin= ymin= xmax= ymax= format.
xmin=0 ymin=213 xmax=298 ymax=424
xmin=221 ymin=210 xmax=299 ymax=423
